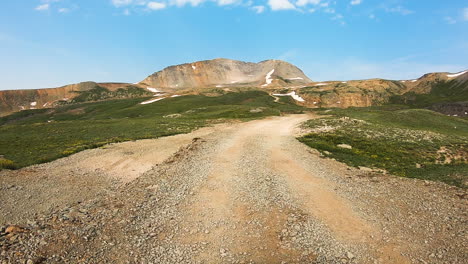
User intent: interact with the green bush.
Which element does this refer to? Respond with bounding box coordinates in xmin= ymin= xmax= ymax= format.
xmin=0 ymin=159 xmax=16 ymax=170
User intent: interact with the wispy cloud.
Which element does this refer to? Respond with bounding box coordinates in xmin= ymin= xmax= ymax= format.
xmin=147 ymin=1 xmax=166 ymax=10
xmin=463 ymin=7 xmax=468 ymax=21
xmin=35 ymin=0 xmax=77 ymax=13
xmin=385 ymin=5 xmax=413 ymax=16
xmin=112 ymin=0 xmax=134 ymax=7
xmin=296 ymin=0 xmax=321 ymax=7
xmin=268 ymin=0 xmax=296 ymax=11
xmin=251 ymin=5 xmax=265 ymax=14
xmin=35 ymin=4 xmax=50 ymax=11
xmin=350 ymin=0 xmax=361 ymax=6
xmin=171 ymin=0 xmax=206 ymax=7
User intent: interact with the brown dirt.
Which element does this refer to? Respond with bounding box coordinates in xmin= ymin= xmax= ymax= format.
xmin=1 ymin=114 xmax=466 ymax=263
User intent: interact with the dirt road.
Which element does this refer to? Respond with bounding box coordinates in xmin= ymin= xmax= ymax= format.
xmin=1 ymin=115 xmax=466 ymax=263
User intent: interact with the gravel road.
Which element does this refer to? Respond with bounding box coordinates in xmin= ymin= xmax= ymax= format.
xmin=1 ymin=114 xmax=466 ymax=263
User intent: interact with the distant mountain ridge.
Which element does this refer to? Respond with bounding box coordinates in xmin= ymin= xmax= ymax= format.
xmin=0 ymin=58 xmax=466 ymax=116
xmin=0 ymin=82 xmax=149 ymax=115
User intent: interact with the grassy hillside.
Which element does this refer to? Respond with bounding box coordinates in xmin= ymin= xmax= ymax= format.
xmin=299 ymin=107 xmax=468 ymax=187
xmin=66 ymin=85 xmax=153 ymax=103
xmin=390 ymin=80 xmax=468 ymax=107
xmin=0 ymin=90 xmax=304 ymax=169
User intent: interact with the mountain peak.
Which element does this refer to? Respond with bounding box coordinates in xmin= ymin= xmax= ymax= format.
xmin=139 ymin=58 xmax=312 ymax=90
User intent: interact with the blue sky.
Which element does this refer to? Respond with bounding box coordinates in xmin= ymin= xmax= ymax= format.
xmin=0 ymin=0 xmax=467 ymax=90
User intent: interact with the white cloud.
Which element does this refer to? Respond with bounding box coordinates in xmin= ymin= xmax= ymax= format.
xmin=268 ymin=0 xmax=296 ymax=11
xmin=350 ymin=0 xmax=361 ymax=5
xmin=112 ymin=0 xmax=134 ymax=7
xmin=217 ymin=0 xmax=239 ymax=6
xmin=252 ymin=5 xmax=265 ymax=14
xmin=147 ymin=1 xmax=166 ymax=10
xmin=296 ymin=0 xmax=320 ymax=7
xmin=369 ymin=14 xmax=375 ymax=19
xmin=463 ymin=8 xmax=468 ymax=21
xmin=58 ymin=8 xmax=69 ymax=13
xmin=35 ymin=4 xmax=50 ymax=11
xmin=171 ymin=0 xmax=205 ymax=7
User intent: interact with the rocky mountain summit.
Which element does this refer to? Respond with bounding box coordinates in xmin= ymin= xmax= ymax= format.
xmin=139 ymin=58 xmax=313 ymax=90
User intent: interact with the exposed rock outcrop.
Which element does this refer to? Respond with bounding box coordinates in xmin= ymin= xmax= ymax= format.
xmin=0 ymin=82 xmax=137 ymax=116
xmin=139 ymin=58 xmax=312 ymax=90
xmin=292 ymin=70 xmax=468 ymax=108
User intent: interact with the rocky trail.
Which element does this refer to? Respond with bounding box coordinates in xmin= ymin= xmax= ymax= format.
xmin=1 ymin=114 xmax=466 ymax=263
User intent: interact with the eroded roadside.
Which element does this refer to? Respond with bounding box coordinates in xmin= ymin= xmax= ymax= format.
xmin=0 ymin=123 xmax=234 ymax=225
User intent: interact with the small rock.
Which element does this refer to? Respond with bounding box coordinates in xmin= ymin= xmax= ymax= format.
xmin=337 ymin=144 xmax=352 ymax=150
xmin=5 ymin=225 xmax=26 ymax=234
xmin=346 ymin=252 xmax=354 ymax=259
xmin=358 ymin=166 xmax=373 ymax=172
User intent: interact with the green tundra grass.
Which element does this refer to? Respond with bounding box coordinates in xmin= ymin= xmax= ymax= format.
xmin=0 ymin=90 xmax=304 ymax=169
xmin=299 ymin=107 xmax=468 ymax=187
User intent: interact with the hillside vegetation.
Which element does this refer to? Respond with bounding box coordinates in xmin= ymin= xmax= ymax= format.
xmin=0 ymin=90 xmax=304 ymax=169
xmin=390 ymin=79 xmax=468 ymax=107
xmin=299 ymin=107 xmax=468 ymax=187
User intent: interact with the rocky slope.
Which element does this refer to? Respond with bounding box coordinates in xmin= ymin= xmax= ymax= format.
xmin=139 ymin=58 xmax=313 ymax=90
xmin=0 ymin=82 xmax=146 ymax=116
xmin=285 ymin=70 xmax=468 ymax=109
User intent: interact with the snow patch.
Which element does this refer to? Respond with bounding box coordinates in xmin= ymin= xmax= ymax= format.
xmin=401 ymin=80 xmax=407 ymax=83
xmin=341 ymin=82 xmax=347 ymax=84
xmin=141 ymin=98 xmax=165 ymax=105
xmin=43 ymin=102 xmax=49 ymax=107
xmin=447 ymin=70 xmax=467 ymax=78
xmin=272 ymin=91 xmax=305 ymax=102
xmin=216 ymin=85 xmax=223 ymax=88
xmin=286 ymin=77 xmax=304 ymax=80
xmin=231 ymin=81 xmax=238 ymax=84
xmin=261 ymin=69 xmax=275 ymax=87
xmin=147 ymin=87 xmax=162 ymax=93
xmin=171 ymin=95 xmax=181 ymax=98
xmin=314 ymin=83 xmax=328 ymax=86
xmin=192 ymin=65 xmax=196 ymax=70
xmin=410 ymin=79 xmax=418 ymax=83
xmin=30 ymin=102 xmax=37 ymax=106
